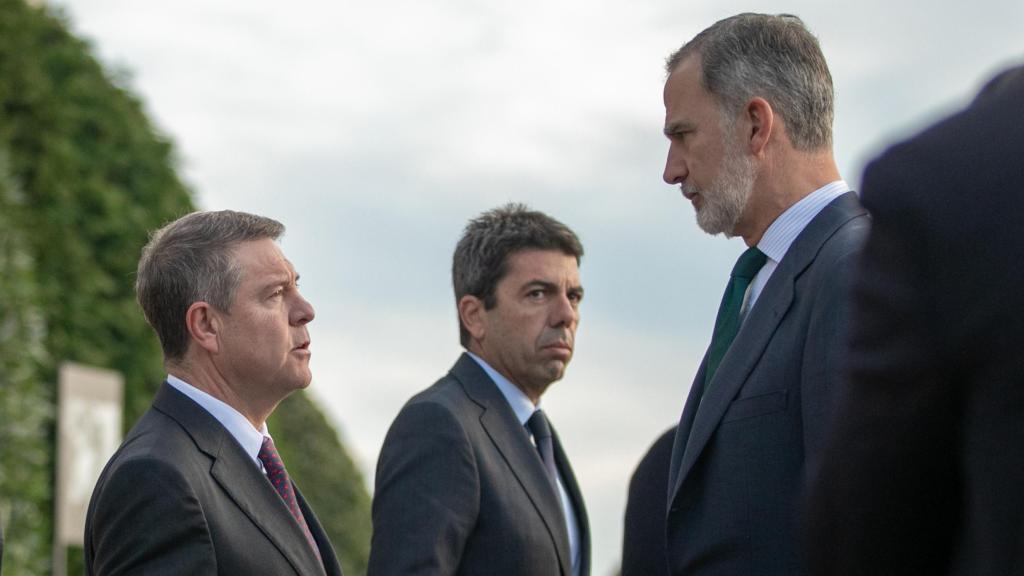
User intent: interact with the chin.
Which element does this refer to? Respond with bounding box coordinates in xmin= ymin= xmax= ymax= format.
xmin=544 ymin=363 xmax=568 ymax=383
xmin=286 ymin=372 xmax=313 ymax=391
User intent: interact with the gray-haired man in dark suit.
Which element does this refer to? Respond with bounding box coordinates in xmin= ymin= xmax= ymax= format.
xmin=661 ymin=13 xmax=870 ymax=575
xmin=86 ymin=210 xmax=342 ymax=575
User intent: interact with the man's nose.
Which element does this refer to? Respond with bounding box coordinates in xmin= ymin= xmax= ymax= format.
xmin=291 ymin=293 xmax=315 ymax=325
xmin=663 ymin=146 xmax=688 ymax=185
xmin=550 ymin=293 xmax=578 ymax=328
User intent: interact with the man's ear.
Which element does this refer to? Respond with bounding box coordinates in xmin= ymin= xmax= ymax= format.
xmin=185 ymin=301 xmax=221 ymax=354
xmin=743 ymin=97 xmax=775 ymax=156
xmin=458 ymin=295 xmax=487 ymax=342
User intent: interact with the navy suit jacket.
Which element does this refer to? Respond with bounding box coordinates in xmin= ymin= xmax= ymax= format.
xmin=666 ymin=192 xmax=870 ymax=575
xmin=85 ymin=383 xmax=342 ymax=575
xmin=369 ymin=353 xmax=590 ymax=576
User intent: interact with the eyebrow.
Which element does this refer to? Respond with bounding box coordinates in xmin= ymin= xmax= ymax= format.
xmin=523 ymin=280 xmax=584 ymax=296
xmin=523 ymin=280 xmax=557 ymax=292
xmin=663 ymin=121 xmax=693 ymax=137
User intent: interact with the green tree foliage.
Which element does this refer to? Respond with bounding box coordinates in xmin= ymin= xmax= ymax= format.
xmin=0 ymin=146 xmax=52 ymax=576
xmin=0 ymin=1 xmax=371 ymax=572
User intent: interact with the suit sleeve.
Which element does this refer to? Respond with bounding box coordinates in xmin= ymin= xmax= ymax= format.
xmin=368 ymin=401 xmax=479 ymax=576
xmin=799 ymin=221 xmax=869 ymax=462
xmin=804 ymin=159 xmax=959 ymax=575
xmin=88 ymin=457 xmax=216 ymax=575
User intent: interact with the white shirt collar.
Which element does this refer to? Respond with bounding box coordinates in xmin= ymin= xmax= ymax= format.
xmin=756 ymin=180 xmax=850 ymax=263
xmin=466 ymin=352 xmax=538 ymax=425
xmin=165 ymin=374 xmax=268 ymax=467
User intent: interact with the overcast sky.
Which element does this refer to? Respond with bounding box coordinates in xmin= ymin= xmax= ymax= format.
xmin=52 ymin=0 xmax=1022 ymax=573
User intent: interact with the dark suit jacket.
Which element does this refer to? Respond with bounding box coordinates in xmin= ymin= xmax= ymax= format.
xmin=85 ymin=383 xmax=342 ymax=576
xmin=622 ymin=426 xmax=675 ymax=576
xmin=368 ymin=353 xmax=590 ymax=576
xmin=805 ymin=66 xmax=1024 ymax=576
xmin=666 ymin=192 xmax=870 ymax=575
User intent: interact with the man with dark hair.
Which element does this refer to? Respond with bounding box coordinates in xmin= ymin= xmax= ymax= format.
xmin=85 ymin=210 xmax=342 ymax=575
xmin=806 ymin=64 xmax=1024 ymax=576
xmin=660 ymin=13 xmax=870 ymax=575
xmin=369 ymin=203 xmax=591 ymax=576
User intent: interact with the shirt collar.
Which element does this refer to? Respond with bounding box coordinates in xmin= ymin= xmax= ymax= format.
xmin=466 ymin=352 xmax=538 ymax=425
xmin=165 ymin=374 xmax=269 ymax=465
xmin=757 ymin=180 xmax=850 ymax=263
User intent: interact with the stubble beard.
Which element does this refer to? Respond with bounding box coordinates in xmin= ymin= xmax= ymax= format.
xmin=685 ymin=137 xmax=757 ymax=237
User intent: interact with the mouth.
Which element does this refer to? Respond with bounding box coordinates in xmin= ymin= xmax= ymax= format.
xmin=541 ymin=341 xmax=573 ymax=359
xmin=293 ymin=340 xmax=311 ymax=354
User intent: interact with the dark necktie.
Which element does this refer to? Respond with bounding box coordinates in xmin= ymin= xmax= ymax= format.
xmin=526 ymin=410 xmax=561 ymax=496
xmin=258 ymin=436 xmax=323 ymax=566
xmin=705 ymin=246 xmax=768 ymax=388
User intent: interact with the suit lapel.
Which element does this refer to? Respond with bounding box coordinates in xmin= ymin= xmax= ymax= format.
xmin=452 ymin=355 xmax=573 ymax=576
xmin=153 ymin=384 xmax=326 ymax=576
xmin=667 ymin=353 xmax=710 ymax=505
xmin=669 ymin=192 xmax=867 ymax=504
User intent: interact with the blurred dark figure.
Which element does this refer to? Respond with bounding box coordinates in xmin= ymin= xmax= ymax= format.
xmin=806 ymin=64 xmax=1024 ymax=576
xmin=621 ymin=427 xmax=675 ymax=576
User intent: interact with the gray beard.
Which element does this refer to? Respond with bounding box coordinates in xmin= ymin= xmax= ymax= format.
xmin=685 ymin=143 xmax=757 ymax=237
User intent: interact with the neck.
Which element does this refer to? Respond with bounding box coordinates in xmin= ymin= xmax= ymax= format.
xmin=168 ymin=358 xmax=274 ymax=429
xmin=738 ymin=150 xmax=840 ymax=247
xmin=466 ymin=345 xmax=545 ymax=405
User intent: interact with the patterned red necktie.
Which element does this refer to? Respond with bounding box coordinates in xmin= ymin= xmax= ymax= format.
xmin=258 ymin=436 xmax=323 ymax=566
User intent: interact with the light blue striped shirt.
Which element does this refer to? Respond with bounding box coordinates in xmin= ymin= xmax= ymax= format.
xmin=166 ymin=374 xmax=270 ymax=472
xmin=744 ymin=180 xmax=851 ymax=316
xmin=466 ymin=352 xmax=582 ymax=576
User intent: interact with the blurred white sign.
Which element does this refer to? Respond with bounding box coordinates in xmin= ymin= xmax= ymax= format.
xmin=55 ymin=362 xmax=123 ymax=546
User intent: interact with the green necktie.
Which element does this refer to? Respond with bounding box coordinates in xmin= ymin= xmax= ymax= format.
xmin=705 ymin=246 xmax=767 ymax=389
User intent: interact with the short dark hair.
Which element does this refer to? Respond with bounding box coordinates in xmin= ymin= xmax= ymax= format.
xmin=452 ymin=203 xmax=583 ymax=346
xmin=666 ymin=13 xmax=834 ymax=151
xmin=136 ymin=210 xmax=284 ymax=361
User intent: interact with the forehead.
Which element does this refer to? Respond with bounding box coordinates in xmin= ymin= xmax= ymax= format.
xmin=233 ymin=238 xmax=294 ymax=281
xmin=664 ymin=55 xmax=717 ymax=119
xmin=502 ymin=249 xmax=579 ymax=283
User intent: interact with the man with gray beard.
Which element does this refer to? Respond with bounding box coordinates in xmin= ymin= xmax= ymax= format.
xmin=657 ymin=13 xmax=870 ymax=576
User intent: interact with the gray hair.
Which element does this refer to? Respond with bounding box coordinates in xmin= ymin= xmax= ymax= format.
xmin=666 ymin=13 xmax=834 ymax=151
xmin=136 ymin=210 xmax=284 ymax=361
xmin=452 ymin=203 xmax=583 ymax=346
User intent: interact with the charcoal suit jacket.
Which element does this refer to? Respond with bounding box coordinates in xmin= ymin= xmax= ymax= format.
xmin=85 ymin=382 xmax=342 ymax=575
xmin=368 ymin=353 xmax=590 ymax=576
